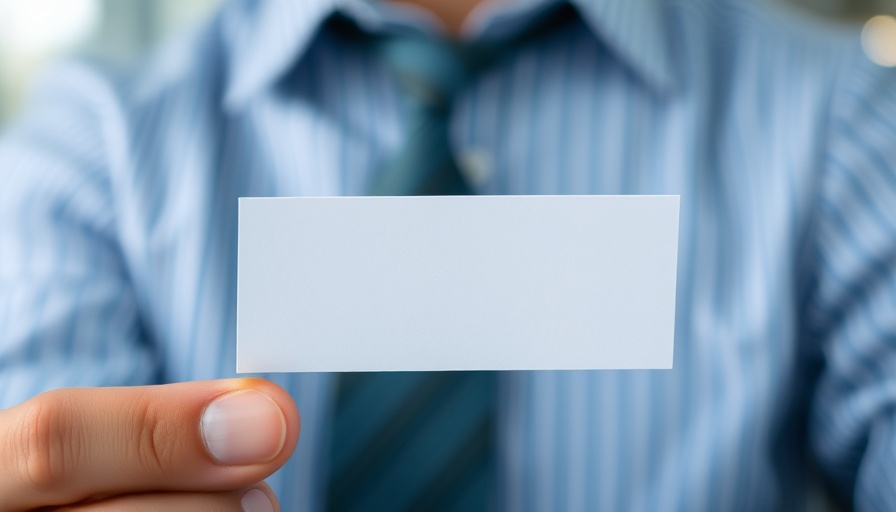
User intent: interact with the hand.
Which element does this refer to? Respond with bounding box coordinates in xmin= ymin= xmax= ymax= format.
xmin=0 ymin=378 xmax=300 ymax=511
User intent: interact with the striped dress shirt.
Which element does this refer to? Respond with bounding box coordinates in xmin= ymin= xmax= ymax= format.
xmin=1 ymin=0 xmax=896 ymax=509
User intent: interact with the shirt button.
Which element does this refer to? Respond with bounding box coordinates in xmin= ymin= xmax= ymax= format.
xmin=458 ymin=147 xmax=493 ymax=187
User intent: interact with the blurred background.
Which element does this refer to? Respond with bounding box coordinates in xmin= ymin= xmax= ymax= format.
xmin=1 ymin=0 xmax=896 ymax=128
xmin=0 ymin=0 xmax=220 ymax=126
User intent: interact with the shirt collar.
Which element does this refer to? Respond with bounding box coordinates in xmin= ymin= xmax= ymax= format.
xmin=223 ymin=0 xmax=335 ymax=110
xmin=570 ymin=0 xmax=675 ymax=92
xmin=223 ymin=0 xmax=674 ymax=110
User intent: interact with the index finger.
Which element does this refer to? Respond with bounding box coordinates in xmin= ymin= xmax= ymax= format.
xmin=0 ymin=378 xmax=299 ymax=511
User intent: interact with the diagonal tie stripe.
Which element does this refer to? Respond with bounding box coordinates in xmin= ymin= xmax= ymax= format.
xmin=327 ymin=371 xmax=496 ymax=511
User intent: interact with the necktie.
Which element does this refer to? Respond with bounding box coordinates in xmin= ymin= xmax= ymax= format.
xmin=325 ymin=7 xmax=576 ymax=511
xmin=367 ymin=35 xmax=489 ymax=196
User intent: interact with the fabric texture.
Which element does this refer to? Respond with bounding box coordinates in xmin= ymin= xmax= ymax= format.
xmin=1 ymin=0 xmax=896 ymax=510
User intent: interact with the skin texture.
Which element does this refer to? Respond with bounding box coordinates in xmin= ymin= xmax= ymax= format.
xmin=0 ymin=379 xmax=299 ymax=511
xmin=388 ymin=0 xmax=487 ymax=35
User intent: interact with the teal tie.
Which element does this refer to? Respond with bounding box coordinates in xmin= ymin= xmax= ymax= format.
xmin=367 ymin=35 xmax=489 ymax=196
xmin=325 ymin=7 xmax=576 ymax=511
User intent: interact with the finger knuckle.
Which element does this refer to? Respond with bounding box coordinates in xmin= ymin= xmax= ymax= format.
xmin=129 ymin=392 xmax=183 ymax=476
xmin=16 ymin=389 xmax=79 ymax=491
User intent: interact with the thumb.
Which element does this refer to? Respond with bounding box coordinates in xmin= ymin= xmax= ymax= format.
xmin=0 ymin=378 xmax=299 ymax=511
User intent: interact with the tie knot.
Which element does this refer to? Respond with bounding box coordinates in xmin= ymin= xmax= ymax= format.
xmin=379 ymin=36 xmax=492 ymax=111
xmin=328 ymin=5 xmax=577 ymax=114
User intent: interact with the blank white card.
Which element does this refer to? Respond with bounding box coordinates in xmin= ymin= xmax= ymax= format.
xmin=237 ymin=195 xmax=679 ymax=373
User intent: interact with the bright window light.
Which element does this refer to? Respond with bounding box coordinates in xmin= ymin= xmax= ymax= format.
xmin=0 ymin=0 xmax=100 ymax=54
xmin=862 ymin=15 xmax=896 ymax=68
